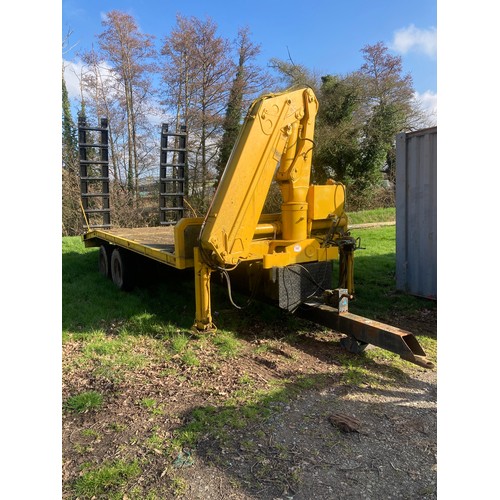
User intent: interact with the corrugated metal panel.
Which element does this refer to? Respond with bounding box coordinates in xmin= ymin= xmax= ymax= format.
xmin=395 ymin=127 xmax=437 ymax=299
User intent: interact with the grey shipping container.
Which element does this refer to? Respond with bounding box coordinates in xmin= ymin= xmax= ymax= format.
xmin=395 ymin=127 xmax=437 ymax=299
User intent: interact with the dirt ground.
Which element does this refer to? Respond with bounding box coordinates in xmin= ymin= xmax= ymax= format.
xmin=62 ymin=309 xmax=437 ymax=499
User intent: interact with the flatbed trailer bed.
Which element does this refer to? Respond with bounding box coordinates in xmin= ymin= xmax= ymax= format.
xmin=85 ymin=226 xmax=175 ymax=257
xmin=82 ymin=218 xmax=205 ymax=270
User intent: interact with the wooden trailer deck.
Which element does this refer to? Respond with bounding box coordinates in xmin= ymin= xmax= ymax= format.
xmin=82 ymin=219 xmax=204 ymax=270
xmin=101 ymin=226 xmax=176 ymax=252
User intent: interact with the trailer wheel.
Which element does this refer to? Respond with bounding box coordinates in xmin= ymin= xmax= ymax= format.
xmin=340 ymin=336 xmax=368 ymax=354
xmin=98 ymin=245 xmax=112 ymax=278
xmin=110 ymin=248 xmax=134 ymax=291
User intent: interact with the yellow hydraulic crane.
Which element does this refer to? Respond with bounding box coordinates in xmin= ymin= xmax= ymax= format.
xmin=193 ymin=87 xmax=353 ymax=330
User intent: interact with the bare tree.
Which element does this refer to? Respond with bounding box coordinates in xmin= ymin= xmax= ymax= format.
xmin=160 ymin=15 xmax=198 ymax=132
xmin=79 ymin=48 xmax=123 ymax=182
xmin=97 ymin=10 xmax=157 ymax=200
xmin=357 ymin=42 xmax=416 ymax=122
xmin=161 ymin=15 xmax=233 ymax=212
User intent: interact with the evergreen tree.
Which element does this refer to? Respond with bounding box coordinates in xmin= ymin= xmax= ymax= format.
xmin=314 ymin=74 xmax=363 ymax=184
xmin=356 ymin=42 xmax=419 ymax=187
xmin=216 ymin=30 xmax=248 ymax=181
xmin=78 ymin=96 xmax=87 ymax=122
xmin=62 ymin=70 xmax=83 ymax=235
xmin=62 ymin=72 xmax=77 ymax=167
xmin=217 ymin=71 xmax=243 ymax=182
xmin=216 ymin=27 xmax=272 ymax=183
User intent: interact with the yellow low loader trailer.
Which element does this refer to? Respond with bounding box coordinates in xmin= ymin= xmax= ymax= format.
xmin=82 ymin=88 xmax=432 ymax=368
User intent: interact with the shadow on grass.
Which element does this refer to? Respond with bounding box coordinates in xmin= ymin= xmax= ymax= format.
xmin=64 ymin=365 xmax=437 ymax=499
xmin=63 ymin=245 xmax=291 ymax=337
xmin=63 ymin=245 xmax=435 ymax=360
xmin=62 ymin=248 xmax=197 ymax=333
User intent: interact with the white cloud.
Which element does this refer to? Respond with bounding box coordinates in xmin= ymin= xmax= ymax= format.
xmin=414 ymin=90 xmax=437 ymax=126
xmin=63 ymin=58 xmax=116 ymax=103
xmin=63 ymin=59 xmax=85 ymax=102
xmin=391 ymin=25 xmax=437 ymax=58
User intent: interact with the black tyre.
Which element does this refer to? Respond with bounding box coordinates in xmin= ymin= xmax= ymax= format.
xmin=110 ymin=248 xmax=134 ymax=291
xmin=98 ymin=245 xmax=112 ymax=278
xmin=340 ymin=336 xmax=368 ymax=354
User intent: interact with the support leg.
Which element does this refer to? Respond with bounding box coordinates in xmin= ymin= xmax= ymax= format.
xmin=193 ymin=247 xmax=216 ymax=331
xmin=339 ymin=240 xmax=355 ymax=295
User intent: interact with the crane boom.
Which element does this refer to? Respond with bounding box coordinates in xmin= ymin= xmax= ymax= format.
xmin=199 ymin=88 xmax=319 ymax=266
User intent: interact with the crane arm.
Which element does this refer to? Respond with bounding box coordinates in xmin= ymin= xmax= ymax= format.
xmin=199 ymin=87 xmax=319 ymax=267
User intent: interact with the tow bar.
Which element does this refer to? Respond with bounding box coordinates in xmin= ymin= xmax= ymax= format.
xmin=297 ymin=289 xmax=434 ymax=369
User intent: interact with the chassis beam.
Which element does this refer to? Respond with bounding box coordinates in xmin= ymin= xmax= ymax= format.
xmin=297 ymin=301 xmax=434 ymax=369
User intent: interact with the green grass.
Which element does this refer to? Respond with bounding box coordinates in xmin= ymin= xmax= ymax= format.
xmin=212 ymin=331 xmax=242 ymax=358
xmin=64 ymin=216 xmax=425 ymax=342
xmin=167 ymin=332 xmax=201 ymax=365
xmin=171 ymin=477 xmax=188 ymax=497
xmin=76 ymin=331 xmax=151 ymax=378
xmin=65 ymin=390 xmax=103 ymax=413
xmin=74 ymin=459 xmax=141 ymax=498
xmin=140 ymin=398 xmax=164 ymax=416
xmin=171 ymin=333 xmax=190 ymax=353
xmin=62 ymin=236 xmax=195 ymax=336
xmin=62 ymin=208 xmax=410 ymax=336
xmin=180 ymin=349 xmax=200 ymax=366
xmin=62 ymin=213 xmax=434 ymax=348
xmin=340 ymin=225 xmax=436 ymax=320
xmin=62 ymin=220 xmax=435 ymax=371
xmin=347 ymin=207 xmax=395 ymax=225
xmin=81 ymin=428 xmax=101 ymax=439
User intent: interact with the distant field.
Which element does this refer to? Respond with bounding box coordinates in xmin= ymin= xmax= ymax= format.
xmin=347 ymin=207 xmax=395 ymax=225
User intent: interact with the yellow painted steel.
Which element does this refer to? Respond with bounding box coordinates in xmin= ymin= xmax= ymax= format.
xmin=199 ymin=88 xmax=319 ymax=266
xmin=339 ymin=245 xmax=355 ymax=294
xmin=82 ymin=230 xmax=179 ymax=267
xmin=306 ymin=183 xmax=346 ymax=220
xmin=275 ymin=89 xmax=317 ymax=242
xmin=173 ymin=217 xmax=204 ymax=268
xmin=262 ymin=240 xmax=339 ymax=268
xmin=190 ymin=88 xmax=351 ymax=328
xmin=196 ymin=88 xmax=348 ymax=265
xmin=193 ymin=247 xmax=215 ymax=331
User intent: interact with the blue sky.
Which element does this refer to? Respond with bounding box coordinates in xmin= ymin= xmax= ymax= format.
xmin=62 ymin=0 xmax=437 ymax=117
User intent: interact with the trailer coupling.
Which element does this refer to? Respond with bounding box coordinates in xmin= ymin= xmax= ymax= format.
xmin=297 ymin=289 xmax=434 ymax=369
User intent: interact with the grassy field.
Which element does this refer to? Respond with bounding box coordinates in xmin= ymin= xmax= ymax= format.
xmin=62 ymin=210 xmax=437 ymax=498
